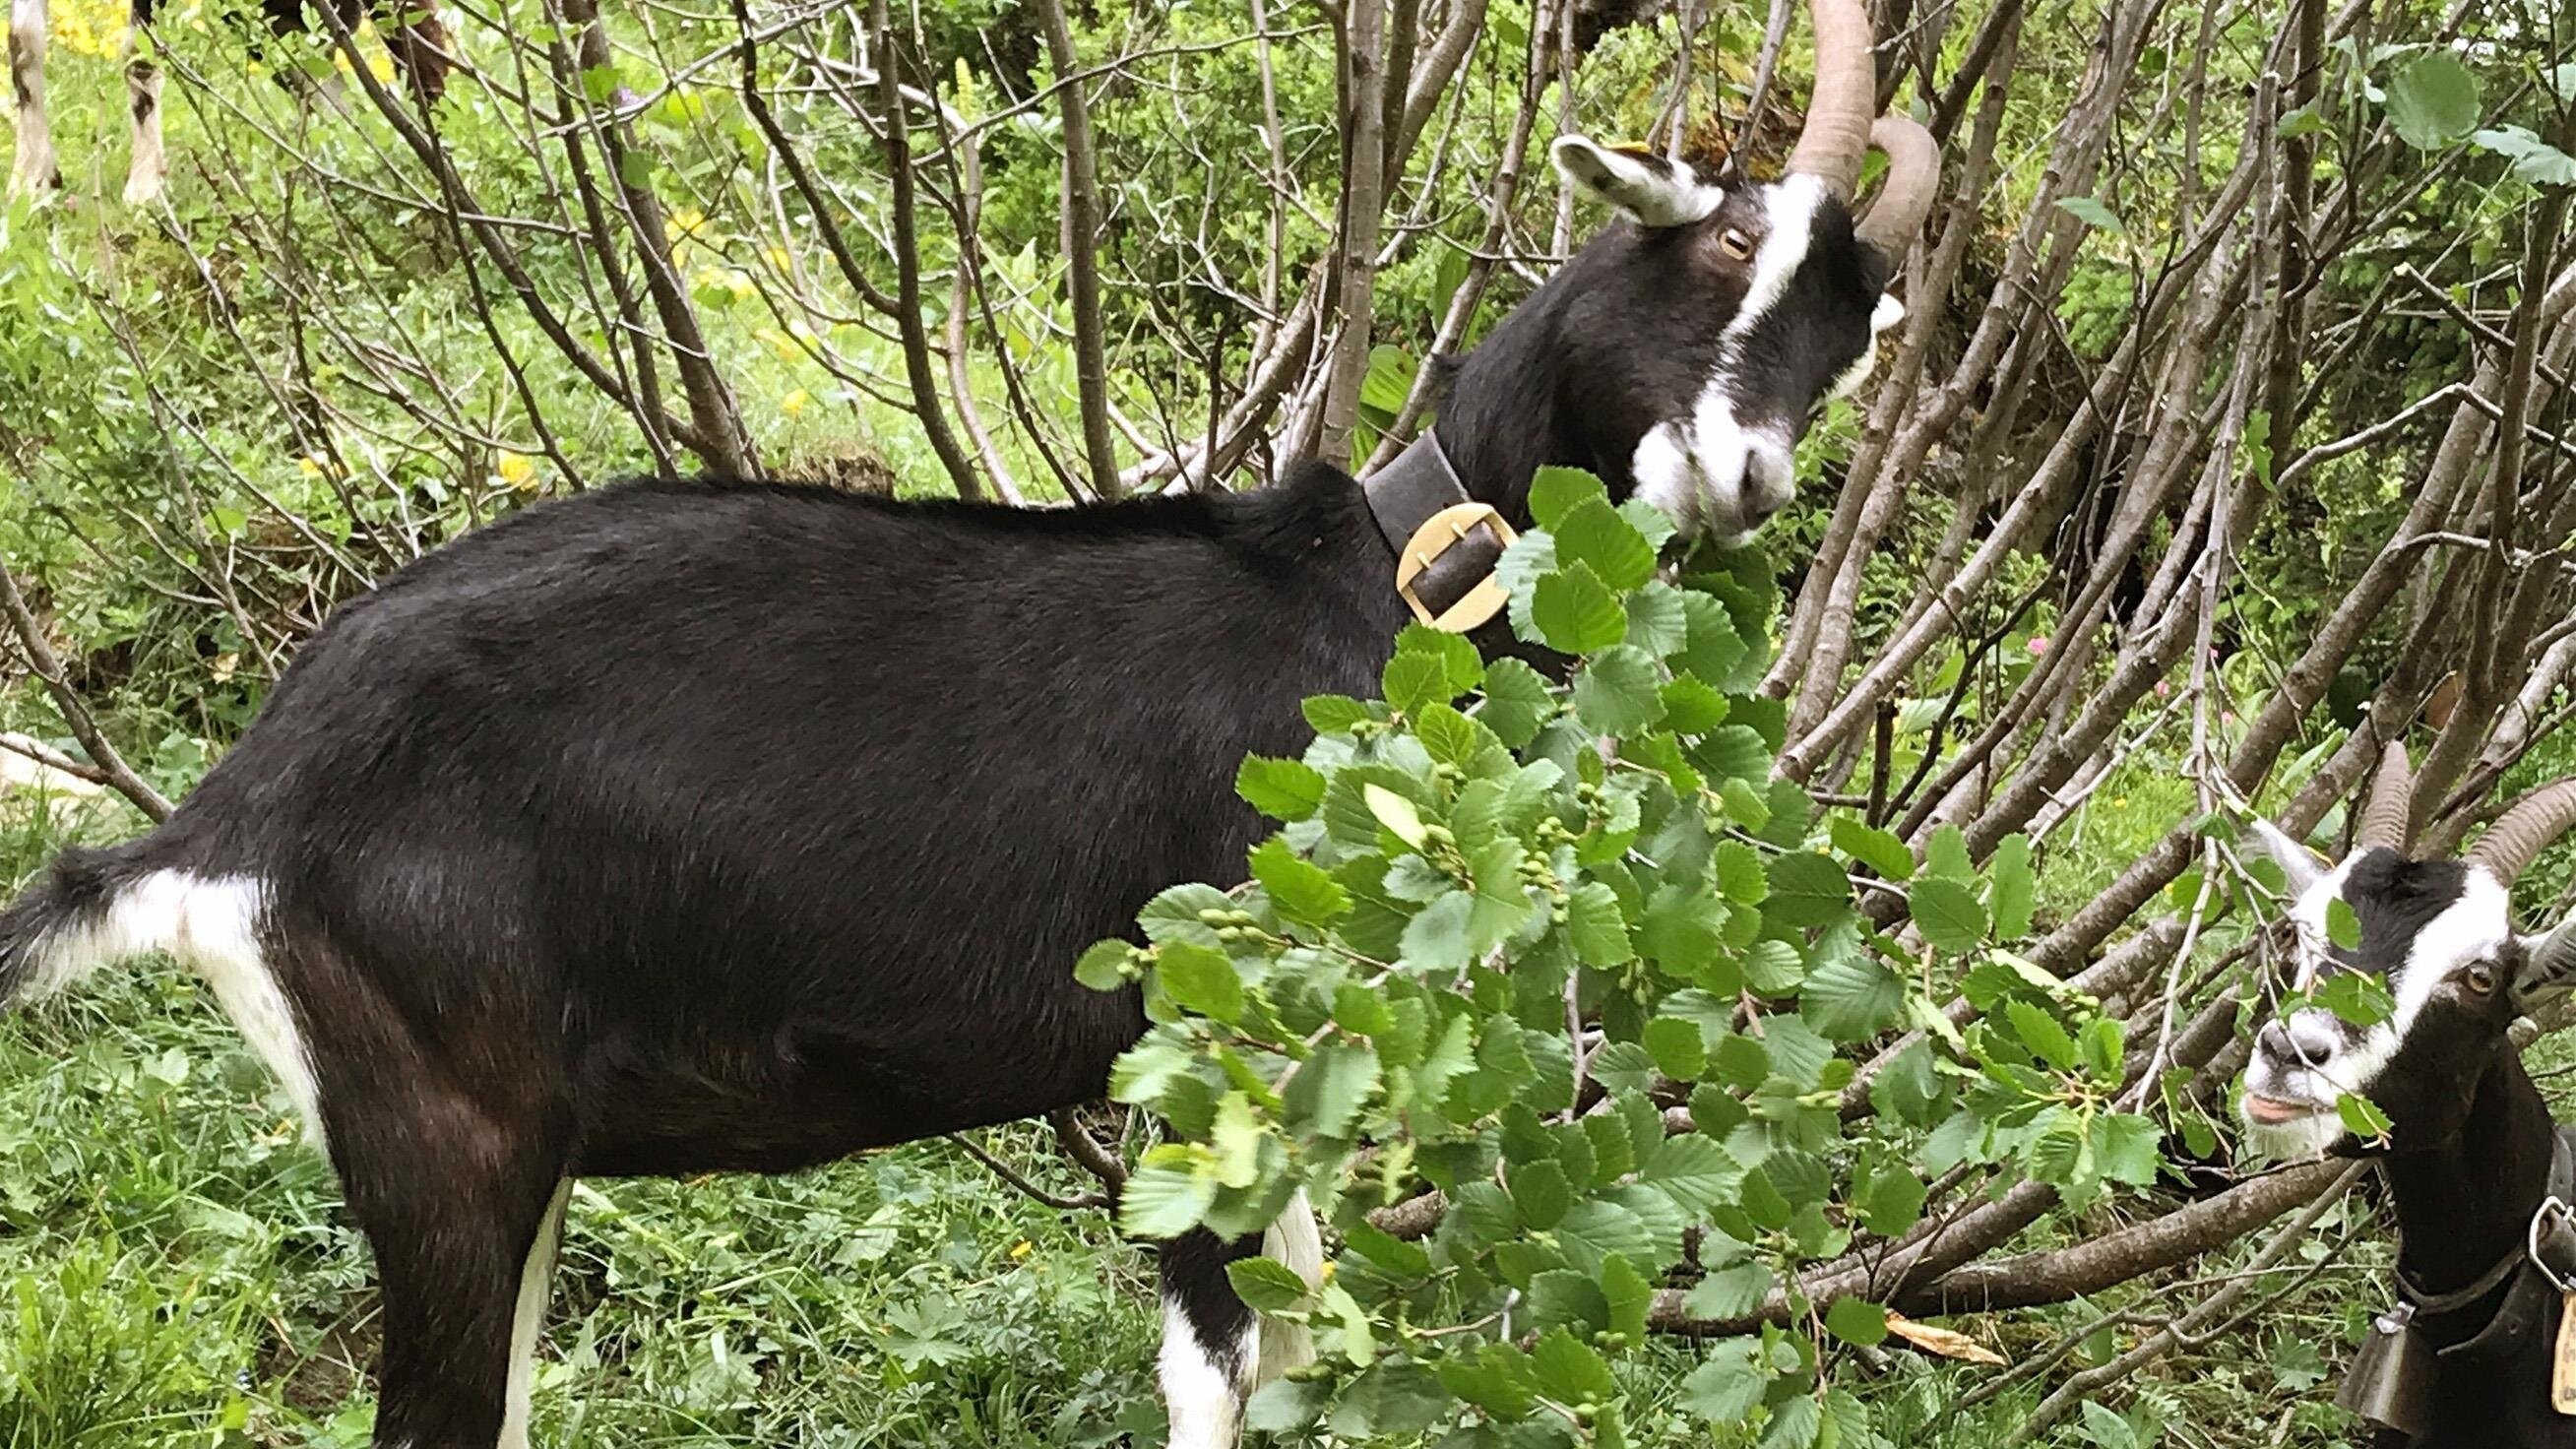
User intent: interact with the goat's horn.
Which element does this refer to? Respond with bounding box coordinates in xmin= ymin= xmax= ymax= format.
xmin=2356 ymin=744 xmax=2416 ymax=854
xmin=1784 ymin=0 xmax=1878 ymax=200
xmin=1854 ymin=114 xmax=1942 ymax=258
xmin=2467 ymin=778 xmax=2576 ymax=883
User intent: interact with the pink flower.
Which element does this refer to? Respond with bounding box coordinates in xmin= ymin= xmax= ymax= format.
xmin=2027 ymin=636 xmax=2049 ymax=656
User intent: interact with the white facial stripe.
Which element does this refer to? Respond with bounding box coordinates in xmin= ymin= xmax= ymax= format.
xmin=1630 ymin=178 xmax=1827 ymax=539
xmin=2388 ymin=867 xmax=2512 ymax=1036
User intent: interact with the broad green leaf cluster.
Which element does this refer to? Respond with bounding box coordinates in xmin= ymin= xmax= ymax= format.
xmin=1077 ymin=469 xmax=2165 ymax=1446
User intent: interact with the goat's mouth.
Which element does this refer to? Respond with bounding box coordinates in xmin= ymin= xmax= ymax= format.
xmin=2241 ymin=1092 xmax=2329 ymax=1126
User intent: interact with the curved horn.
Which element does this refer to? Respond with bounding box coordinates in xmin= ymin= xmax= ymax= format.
xmin=2356 ymin=745 xmax=2416 ymax=854
xmin=2467 ymin=778 xmax=2576 ymax=883
xmin=1784 ymin=0 xmax=1878 ymax=200
xmin=1854 ymin=115 xmax=1942 ymax=258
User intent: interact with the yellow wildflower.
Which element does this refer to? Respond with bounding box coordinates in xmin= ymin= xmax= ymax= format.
xmin=762 ymin=245 xmax=792 ymax=273
xmin=296 ymin=455 xmax=326 ymax=477
xmin=210 ymin=653 xmax=239 ymax=683
xmin=780 ymin=389 xmax=810 ymax=418
xmin=368 ymin=51 xmax=395 ymax=85
xmin=496 ymin=451 xmax=536 ymax=490
xmin=1009 ymin=1239 xmax=1034 ymax=1260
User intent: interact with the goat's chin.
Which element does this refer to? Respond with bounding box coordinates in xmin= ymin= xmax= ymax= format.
xmin=2239 ymin=1106 xmax=2350 ymax=1163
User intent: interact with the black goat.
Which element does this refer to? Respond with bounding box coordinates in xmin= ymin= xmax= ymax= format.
xmin=2244 ymin=751 xmax=2576 ymax=1447
xmin=0 ymin=1 xmax=1939 ymax=1441
xmin=8 ymin=0 xmax=450 ymax=204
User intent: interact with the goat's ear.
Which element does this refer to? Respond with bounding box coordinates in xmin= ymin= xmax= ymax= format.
xmin=1551 ymin=136 xmax=1722 ymax=228
xmin=2514 ymin=914 xmax=2576 ymax=997
xmin=2246 ymin=819 xmax=2328 ymax=899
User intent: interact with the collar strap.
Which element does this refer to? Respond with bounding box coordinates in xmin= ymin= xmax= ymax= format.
xmin=2396 ymin=1130 xmax=2576 ymax=1359
xmin=1362 ymin=431 xmax=1516 ymax=633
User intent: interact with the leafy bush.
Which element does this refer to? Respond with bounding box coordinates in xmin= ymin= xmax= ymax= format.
xmin=1083 ymin=469 xmax=2156 ymax=1445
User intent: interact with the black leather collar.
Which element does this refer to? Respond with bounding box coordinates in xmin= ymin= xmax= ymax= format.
xmin=2400 ymin=1129 xmax=2576 ymax=1362
xmin=1361 ymin=431 xmax=1511 ymax=625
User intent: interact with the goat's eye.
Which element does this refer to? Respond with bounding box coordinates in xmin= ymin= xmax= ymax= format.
xmin=1718 ymin=228 xmax=1756 ymax=260
xmin=2465 ymin=961 xmax=2497 ymax=994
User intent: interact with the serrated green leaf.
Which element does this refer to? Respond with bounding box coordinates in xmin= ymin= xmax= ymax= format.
xmin=1530 ymin=1328 xmax=1617 ymax=1404
xmin=2326 ymin=897 xmax=2361 ymax=950
xmin=1680 ymin=1261 xmax=1773 ymax=1319
xmin=1825 ymin=1295 xmax=1889 ymax=1348
xmin=1764 ymin=852 xmax=1851 ymax=927
xmin=1643 ymin=1132 xmax=1738 ymax=1213
xmin=2056 ymin=196 xmax=2125 ymax=233
xmin=1227 ymin=1255 xmax=1315 ymax=1312
xmin=1237 ymin=755 xmax=1327 ymax=821
xmin=1673 ymin=592 xmax=1751 ymax=692
xmin=1477 ymin=657 xmax=1557 ymax=747
xmin=1383 ymin=650 xmax=1453 ymax=716
xmin=1158 ymin=941 xmax=1244 ymax=1024
xmin=1510 ymin=1157 xmax=1573 ymax=1229
xmin=2095 ymin=1111 xmax=2163 ymax=1187
xmin=1527 ymin=1270 xmax=1611 ymax=1335
xmin=1533 ymin=561 xmax=1628 ymax=654
xmin=1830 ymin=816 xmax=1915 ymax=881
xmin=1568 ymin=881 xmax=1634 ymax=967
xmin=2476 ymin=125 xmax=2576 ymax=185
xmin=1303 ymin=694 xmax=1374 ymax=733
xmin=1626 ymin=581 xmax=1692 ymax=657
xmin=1990 ymin=833 xmax=2036 ymax=939
xmin=1441 ymin=1344 xmax=1541 ymax=1419
xmin=1644 ymin=1016 xmax=1707 ymax=1081
xmin=1601 ymin=1254 xmax=1653 ymax=1341
xmin=1401 ymin=890 xmax=1477 ymax=970
xmin=1910 ymin=875 xmax=1988 ymax=953
xmin=2313 ymin=971 xmax=2393 ymax=1028
xmin=2338 ymin=1091 xmax=2393 ymax=1142
xmin=1286 ymin=1043 xmax=1379 ymax=1138
xmin=2006 ymin=999 xmax=2078 ymax=1070
xmin=1249 ymin=836 xmax=1350 ymax=927
xmin=1801 ymin=948 xmax=1902 ymax=1040
xmin=2387 ymin=52 xmax=2481 ymax=150
xmin=1530 ymin=467 xmax=1608 ymax=529
xmin=1553 ymin=498 xmax=1658 ymax=591
xmin=1074 ymin=939 xmax=1133 ymax=991
xmin=1853 ymin=1165 xmax=1925 ymax=1234
xmin=1574 ymin=645 xmax=1668 ymax=735
xmin=1679 ymin=1338 xmax=1766 ymax=1420
xmin=1120 ymin=1161 xmax=1215 ymax=1237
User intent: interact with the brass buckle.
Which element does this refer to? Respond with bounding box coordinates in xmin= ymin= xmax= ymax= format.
xmin=1393 ymin=502 xmax=1517 ymax=633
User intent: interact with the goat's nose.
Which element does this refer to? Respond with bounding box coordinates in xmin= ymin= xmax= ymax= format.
xmin=2260 ymin=1014 xmax=2340 ymax=1064
xmin=2256 ymin=1019 xmax=2292 ymax=1059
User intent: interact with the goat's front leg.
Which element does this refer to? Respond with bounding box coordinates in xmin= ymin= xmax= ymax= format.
xmin=349 ymin=1151 xmax=569 ymax=1449
xmin=8 ymin=0 xmax=55 ymax=196
xmin=1155 ymin=1193 xmax=1323 ymax=1449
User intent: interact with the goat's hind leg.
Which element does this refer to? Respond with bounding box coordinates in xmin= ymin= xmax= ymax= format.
xmin=1155 ymin=1195 xmax=1322 ymax=1449
xmin=347 ymin=1135 xmax=569 ymax=1449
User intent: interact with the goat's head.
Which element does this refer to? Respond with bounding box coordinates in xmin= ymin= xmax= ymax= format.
xmin=1537 ymin=0 xmax=1939 ymax=542
xmin=2239 ymin=751 xmax=2576 ymax=1160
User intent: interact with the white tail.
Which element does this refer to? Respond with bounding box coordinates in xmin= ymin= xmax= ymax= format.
xmin=5 ymin=868 xmax=325 ymax=1149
